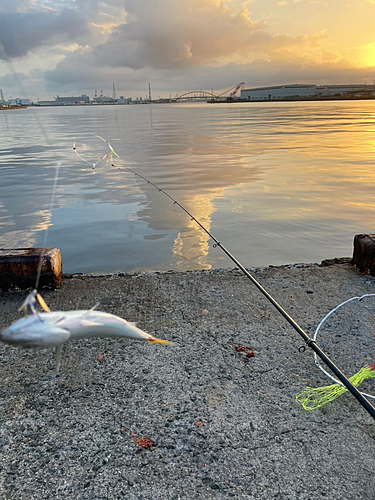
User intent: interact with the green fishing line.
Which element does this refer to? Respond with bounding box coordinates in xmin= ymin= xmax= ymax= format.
xmin=296 ymin=364 xmax=375 ymax=410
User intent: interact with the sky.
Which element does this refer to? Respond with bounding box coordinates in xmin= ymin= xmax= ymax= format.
xmin=1 ymin=0 xmax=375 ymax=100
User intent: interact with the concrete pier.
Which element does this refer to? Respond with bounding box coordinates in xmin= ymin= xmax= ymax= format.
xmin=0 ymin=261 xmax=374 ymax=499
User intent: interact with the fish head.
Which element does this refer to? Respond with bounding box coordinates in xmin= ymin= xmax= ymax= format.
xmin=1 ymin=313 xmax=70 ymax=348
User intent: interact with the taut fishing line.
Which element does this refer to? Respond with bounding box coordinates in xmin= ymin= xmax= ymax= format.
xmin=72 ymin=137 xmax=375 ymax=420
xmin=1 ymin=63 xmax=63 ymax=293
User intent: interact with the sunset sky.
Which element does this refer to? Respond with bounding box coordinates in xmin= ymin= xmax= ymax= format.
xmin=1 ymin=0 xmax=375 ymax=100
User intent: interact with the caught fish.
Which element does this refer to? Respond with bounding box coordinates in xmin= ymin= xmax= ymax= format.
xmin=1 ymin=307 xmax=173 ymax=372
xmin=1 ymin=310 xmax=173 ymax=348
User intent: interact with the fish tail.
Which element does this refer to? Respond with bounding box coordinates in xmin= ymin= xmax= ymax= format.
xmin=36 ymin=293 xmax=51 ymax=313
xmin=147 ymin=338 xmax=174 ymax=345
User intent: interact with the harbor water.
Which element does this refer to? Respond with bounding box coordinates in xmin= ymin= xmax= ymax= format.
xmin=0 ymin=101 xmax=374 ymax=273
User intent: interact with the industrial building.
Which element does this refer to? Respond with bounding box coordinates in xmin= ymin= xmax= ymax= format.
xmin=93 ymin=95 xmax=117 ymax=104
xmin=118 ymin=96 xmax=133 ymax=104
xmin=315 ymin=84 xmax=375 ymax=96
xmin=7 ymin=98 xmax=31 ymax=106
xmin=35 ymin=95 xmax=90 ymax=106
xmin=55 ymin=94 xmax=90 ymax=104
xmin=241 ymin=84 xmax=375 ymax=101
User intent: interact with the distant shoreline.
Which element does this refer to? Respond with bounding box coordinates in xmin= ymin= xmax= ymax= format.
xmin=26 ymin=95 xmax=375 ymax=107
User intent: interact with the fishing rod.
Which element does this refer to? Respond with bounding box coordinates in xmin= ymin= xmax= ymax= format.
xmin=95 ymin=140 xmax=375 ymax=420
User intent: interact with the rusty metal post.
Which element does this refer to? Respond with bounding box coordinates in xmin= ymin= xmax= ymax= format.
xmin=0 ymin=248 xmax=62 ymax=289
xmin=352 ymin=234 xmax=375 ymax=276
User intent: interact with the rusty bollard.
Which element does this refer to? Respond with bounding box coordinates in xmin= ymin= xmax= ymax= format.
xmin=0 ymin=248 xmax=62 ymax=289
xmin=352 ymin=234 xmax=375 ymax=276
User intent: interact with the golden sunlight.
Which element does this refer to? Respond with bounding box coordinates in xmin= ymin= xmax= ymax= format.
xmin=348 ymin=42 xmax=375 ymax=68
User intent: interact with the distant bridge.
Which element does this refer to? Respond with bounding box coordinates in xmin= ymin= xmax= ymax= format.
xmin=175 ymin=90 xmax=218 ymax=101
xmin=174 ymin=83 xmax=244 ymax=101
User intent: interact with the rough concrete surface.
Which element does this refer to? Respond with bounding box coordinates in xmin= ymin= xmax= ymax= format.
xmin=0 ymin=262 xmax=374 ymax=500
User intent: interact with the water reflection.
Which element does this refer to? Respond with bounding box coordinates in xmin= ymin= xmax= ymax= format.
xmin=172 ymin=191 xmax=220 ymax=270
xmin=0 ymin=101 xmax=374 ymax=273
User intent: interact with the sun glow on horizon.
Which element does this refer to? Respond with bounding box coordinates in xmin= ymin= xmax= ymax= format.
xmin=356 ymin=43 xmax=375 ymax=68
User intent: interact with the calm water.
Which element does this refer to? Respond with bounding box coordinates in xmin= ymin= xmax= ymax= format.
xmin=0 ymin=101 xmax=374 ymax=273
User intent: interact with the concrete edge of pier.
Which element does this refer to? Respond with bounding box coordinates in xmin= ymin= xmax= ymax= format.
xmin=1 ymin=232 xmax=374 ymax=290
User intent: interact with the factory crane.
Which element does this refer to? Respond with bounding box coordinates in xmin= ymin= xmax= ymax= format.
xmin=229 ymin=82 xmax=245 ymax=97
xmin=215 ymin=82 xmax=245 ymax=99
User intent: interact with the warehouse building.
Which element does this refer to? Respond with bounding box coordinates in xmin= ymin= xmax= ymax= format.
xmin=314 ymin=84 xmax=374 ymax=97
xmin=241 ymin=84 xmax=375 ymax=100
xmin=55 ymin=94 xmax=90 ymax=104
xmin=241 ymin=84 xmax=316 ymax=100
xmin=7 ymin=98 xmax=31 ymax=106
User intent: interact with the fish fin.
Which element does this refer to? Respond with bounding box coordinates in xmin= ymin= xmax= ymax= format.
xmin=19 ymin=295 xmax=35 ymax=315
xmin=19 ymin=289 xmax=45 ymax=316
xmin=128 ymin=322 xmax=137 ymax=327
xmin=147 ymin=338 xmax=174 ymax=345
xmin=79 ymin=304 xmax=100 ymax=321
xmin=81 ymin=319 xmax=103 ymax=327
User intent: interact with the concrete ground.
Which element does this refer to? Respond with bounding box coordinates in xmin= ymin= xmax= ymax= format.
xmin=0 ymin=262 xmax=374 ymax=500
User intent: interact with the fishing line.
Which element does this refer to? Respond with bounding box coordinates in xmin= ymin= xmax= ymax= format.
xmin=1 ymin=63 xmax=63 ymax=296
xmin=73 ymin=141 xmax=107 ymax=169
xmin=74 ymin=139 xmax=375 ymax=420
xmin=34 ymin=161 xmax=61 ymax=291
xmin=0 ymin=64 xmax=173 ymax=373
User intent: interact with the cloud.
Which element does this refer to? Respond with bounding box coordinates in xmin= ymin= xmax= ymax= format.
xmin=3 ymin=0 xmax=373 ymax=100
xmin=0 ymin=8 xmax=88 ymax=60
xmin=45 ymin=0 xmax=327 ymax=85
xmin=43 ymin=51 xmax=375 ymax=99
xmin=0 ymin=69 xmax=47 ymax=101
xmin=0 ymin=0 xmax=31 ymax=12
xmin=90 ymin=0 xmax=327 ymax=70
xmin=39 ymin=0 xmax=357 ymax=97
xmin=0 ymin=71 xmax=26 ymax=87
xmin=89 ymin=0 xmax=266 ymax=70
